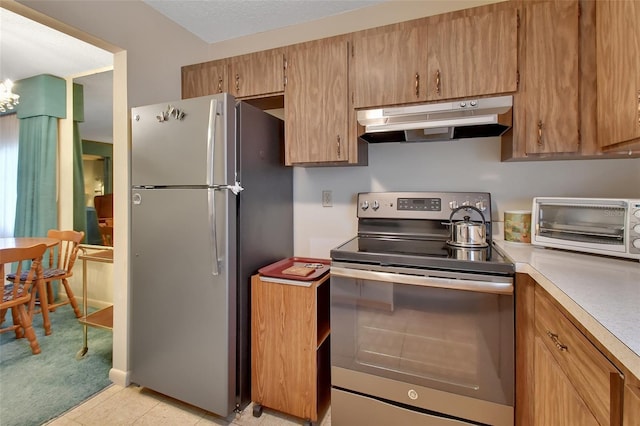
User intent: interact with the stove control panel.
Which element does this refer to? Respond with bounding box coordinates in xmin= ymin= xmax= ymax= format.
xmin=357 ymin=191 xmax=492 ymax=221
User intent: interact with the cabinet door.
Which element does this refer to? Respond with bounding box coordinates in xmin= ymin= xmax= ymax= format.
xmin=426 ymin=8 xmax=518 ymax=101
xmin=284 ymin=38 xmax=349 ymax=165
xmin=181 ymin=60 xmax=227 ymax=99
xmin=522 ymin=1 xmax=580 ymax=155
xmin=624 ymin=383 xmax=640 ymax=426
xmin=535 ymin=286 xmax=624 ymax=426
xmin=229 ymin=50 xmax=284 ymax=98
xmin=533 ymin=337 xmax=600 ymax=426
xmin=597 ymin=0 xmax=640 ymax=148
xmin=351 ymin=21 xmax=426 ymax=108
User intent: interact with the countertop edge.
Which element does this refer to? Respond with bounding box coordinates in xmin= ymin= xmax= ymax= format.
xmin=517 ymin=262 xmax=640 ymax=380
xmin=499 ymin=246 xmax=640 ymax=381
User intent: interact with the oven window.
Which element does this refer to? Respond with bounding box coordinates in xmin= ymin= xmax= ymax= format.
xmin=331 ymin=273 xmax=514 ymax=406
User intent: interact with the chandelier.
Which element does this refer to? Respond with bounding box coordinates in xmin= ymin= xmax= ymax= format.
xmin=0 ymin=79 xmax=20 ymax=113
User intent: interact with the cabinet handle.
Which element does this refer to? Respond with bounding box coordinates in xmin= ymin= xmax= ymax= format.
xmin=415 ymin=73 xmax=420 ymax=97
xmin=546 ymin=331 xmax=567 ymax=352
xmin=537 ymin=120 xmax=544 ymax=146
xmin=337 ymin=135 xmax=341 ymax=158
xmin=283 ymin=58 xmax=288 ymax=88
xmin=235 ymin=74 xmax=240 ymax=93
xmin=217 ymin=77 xmax=222 ymax=93
xmin=435 ymin=69 xmax=441 ymax=96
xmin=637 ymin=90 xmax=640 ymax=126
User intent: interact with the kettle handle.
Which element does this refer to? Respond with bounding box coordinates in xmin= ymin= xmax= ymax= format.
xmin=448 ymin=205 xmax=487 ymax=224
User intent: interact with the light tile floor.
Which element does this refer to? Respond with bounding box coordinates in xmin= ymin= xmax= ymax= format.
xmin=45 ymin=384 xmax=332 ymax=426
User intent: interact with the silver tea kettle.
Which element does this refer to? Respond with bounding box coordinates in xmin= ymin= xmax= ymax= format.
xmin=446 ymin=205 xmax=488 ymax=248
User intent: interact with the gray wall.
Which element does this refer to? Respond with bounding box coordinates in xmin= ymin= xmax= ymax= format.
xmin=293 ymin=138 xmax=640 ymax=257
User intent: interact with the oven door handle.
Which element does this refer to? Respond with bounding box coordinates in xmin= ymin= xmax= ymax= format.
xmin=331 ymin=266 xmax=513 ymax=295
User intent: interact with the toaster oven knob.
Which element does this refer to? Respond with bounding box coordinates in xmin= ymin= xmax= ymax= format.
xmin=361 ymin=200 xmax=369 ymax=211
xmin=372 ymin=200 xmax=380 ymax=211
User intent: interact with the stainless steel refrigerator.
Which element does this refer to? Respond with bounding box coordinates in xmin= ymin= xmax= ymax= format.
xmin=130 ymin=93 xmax=292 ymax=417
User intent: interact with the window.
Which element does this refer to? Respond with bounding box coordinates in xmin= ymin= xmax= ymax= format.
xmin=0 ymin=113 xmax=19 ymax=237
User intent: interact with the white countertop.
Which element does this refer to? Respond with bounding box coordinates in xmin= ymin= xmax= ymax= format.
xmin=493 ymin=239 xmax=640 ymax=380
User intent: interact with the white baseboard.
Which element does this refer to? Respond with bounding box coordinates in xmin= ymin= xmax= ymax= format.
xmin=109 ymin=368 xmax=130 ymax=387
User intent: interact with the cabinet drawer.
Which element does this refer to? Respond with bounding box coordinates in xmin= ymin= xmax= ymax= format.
xmin=534 ymin=287 xmax=623 ymax=426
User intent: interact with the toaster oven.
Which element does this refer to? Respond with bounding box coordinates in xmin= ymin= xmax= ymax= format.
xmin=532 ymin=197 xmax=640 ymax=261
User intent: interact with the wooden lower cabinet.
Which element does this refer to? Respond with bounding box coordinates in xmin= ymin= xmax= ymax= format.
xmin=534 ymin=336 xmax=600 ymax=426
xmin=625 ymin=382 xmax=640 ymax=426
xmin=524 ymin=282 xmax=625 ymax=425
xmin=517 ymin=275 xmax=634 ymax=425
xmin=250 ymin=273 xmax=331 ymax=425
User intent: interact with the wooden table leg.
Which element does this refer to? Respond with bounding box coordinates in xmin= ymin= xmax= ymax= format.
xmin=36 ymin=264 xmax=51 ymax=335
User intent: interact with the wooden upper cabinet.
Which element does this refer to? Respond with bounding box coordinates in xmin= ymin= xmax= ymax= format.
xmin=596 ymin=0 xmax=640 ymax=149
xmin=228 ymin=49 xmax=285 ymax=98
xmin=284 ymin=37 xmax=350 ymax=165
xmin=181 ymin=60 xmax=227 ymax=99
xmin=522 ymin=0 xmax=580 ymax=155
xmin=425 ymin=8 xmax=518 ymax=101
xmin=351 ymin=21 xmax=426 ymax=108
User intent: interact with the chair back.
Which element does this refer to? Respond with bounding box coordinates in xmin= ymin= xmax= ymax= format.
xmin=45 ymin=230 xmax=85 ymax=273
xmin=99 ymin=225 xmax=113 ymax=246
xmin=1 ymin=244 xmax=47 ymax=306
xmin=94 ymin=194 xmax=113 ymax=224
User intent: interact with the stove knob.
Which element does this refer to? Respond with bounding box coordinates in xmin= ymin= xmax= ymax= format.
xmin=634 ymin=210 xmax=640 ymax=219
xmin=475 ymin=201 xmax=487 ymax=212
xmin=634 ymin=224 xmax=640 ymax=234
xmin=449 ymin=201 xmax=459 ymax=210
xmin=633 ymin=239 xmax=640 ymax=249
xmin=361 ymin=200 xmax=369 ymax=211
xmin=372 ymin=200 xmax=380 ymax=211
xmin=462 ymin=200 xmax=470 ymax=206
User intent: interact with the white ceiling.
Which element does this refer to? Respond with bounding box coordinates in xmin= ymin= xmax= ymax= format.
xmin=0 ymin=8 xmax=114 ymax=142
xmin=143 ymin=0 xmax=385 ymax=44
xmin=1 ymin=1 xmax=386 ymax=144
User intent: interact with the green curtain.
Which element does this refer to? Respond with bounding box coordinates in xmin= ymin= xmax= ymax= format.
xmin=13 ymin=116 xmax=58 ymax=237
xmin=103 ymin=156 xmax=112 ymax=194
xmin=73 ymin=121 xmax=87 ymax=239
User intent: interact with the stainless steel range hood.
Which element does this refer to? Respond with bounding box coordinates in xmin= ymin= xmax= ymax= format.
xmin=357 ymin=95 xmax=513 ymax=143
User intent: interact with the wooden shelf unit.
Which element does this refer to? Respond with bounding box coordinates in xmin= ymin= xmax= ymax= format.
xmin=251 ymin=273 xmax=331 ymax=425
xmin=77 ymin=245 xmax=113 ymax=358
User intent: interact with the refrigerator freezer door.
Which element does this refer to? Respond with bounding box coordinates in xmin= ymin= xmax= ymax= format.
xmin=131 ymin=93 xmax=235 ymax=187
xmin=130 ymin=187 xmax=237 ymax=416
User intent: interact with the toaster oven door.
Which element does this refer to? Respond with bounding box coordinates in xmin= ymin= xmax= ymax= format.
xmin=533 ymin=199 xmax=627 ymax=253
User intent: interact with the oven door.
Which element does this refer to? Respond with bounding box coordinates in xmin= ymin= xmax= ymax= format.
xmin=330 ymin=264 xmax=514 ymax=426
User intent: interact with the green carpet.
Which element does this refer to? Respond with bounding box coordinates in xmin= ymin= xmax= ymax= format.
xmin=0 ymin=305 xmax=112 ymax=426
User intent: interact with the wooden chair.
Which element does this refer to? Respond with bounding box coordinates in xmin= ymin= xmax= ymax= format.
xmin=98 ymin=225 xmax=113 ymax=246
xmin=1 ymin=244 xmax=47 ymax=355
xmin=39 ymin=230 xmax=85 ymax=318
xmin=94 ymin=193 xmax=113 ymax=225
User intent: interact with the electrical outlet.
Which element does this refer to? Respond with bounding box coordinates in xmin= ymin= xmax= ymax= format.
xmin=322 ymin=190 xmax=332 ymax=207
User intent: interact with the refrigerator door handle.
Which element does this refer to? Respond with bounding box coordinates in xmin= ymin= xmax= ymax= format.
xmin=208 ymin=188 xmax=220 ymax=275
xmin=206 ymin=99 xmax=220 ymax=187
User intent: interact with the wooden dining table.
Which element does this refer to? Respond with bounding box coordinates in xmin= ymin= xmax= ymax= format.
xmin=0 ymin=237 xmax=59 ymax=335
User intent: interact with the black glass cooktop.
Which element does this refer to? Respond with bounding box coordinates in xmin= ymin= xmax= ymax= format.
xmin=330 ymin=236 xmax=514 ymax=276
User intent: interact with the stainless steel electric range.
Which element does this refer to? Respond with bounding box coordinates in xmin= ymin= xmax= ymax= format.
xmin=330 ymin=191 xmax=515 ymax=426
